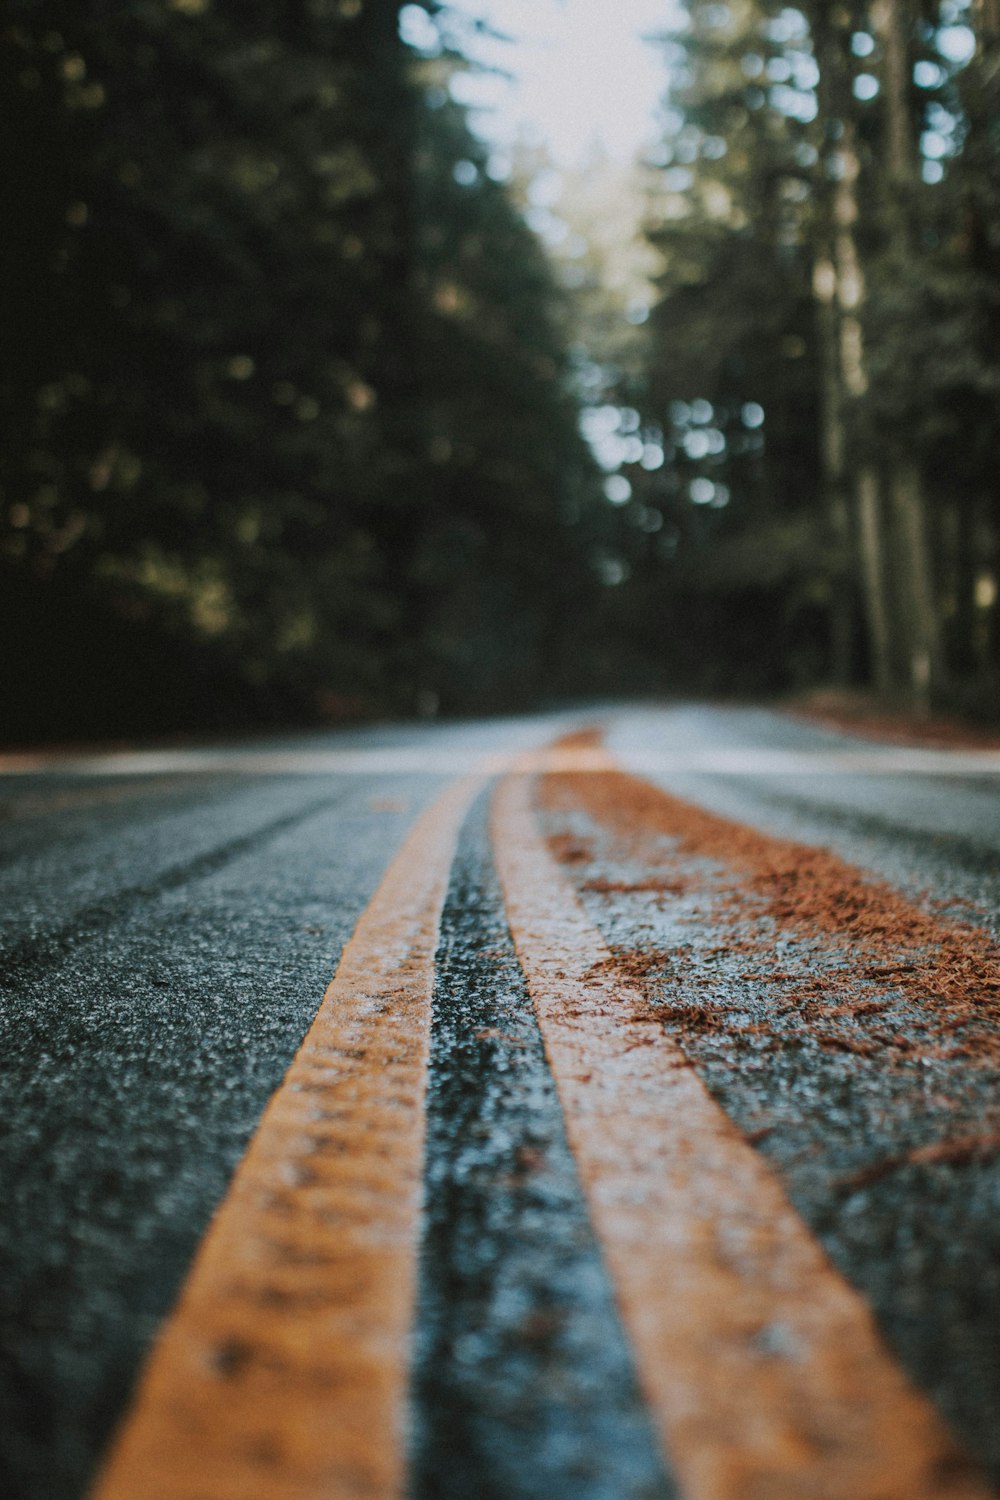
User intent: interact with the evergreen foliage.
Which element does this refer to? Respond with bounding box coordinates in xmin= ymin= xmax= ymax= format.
xmin=5 ymin=0 xmax=1000 ymax=732
xmin=0 ymin=0 xmax=599 ymax=738
xmin=639 ymin=0 xmax=1000 ymax=714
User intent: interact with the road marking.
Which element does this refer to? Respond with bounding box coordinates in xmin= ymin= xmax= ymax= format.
xmin=2 ymin=745 xmax=1000 ymax=778
xmin=492 ymin=761 xmax=991 ymax=1500
xmin=90 ymin=775 xmax=484 ymax=1500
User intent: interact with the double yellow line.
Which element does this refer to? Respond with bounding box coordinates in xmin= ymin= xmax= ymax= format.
xmin=91 ymin=753 xmax=989 ymax=1500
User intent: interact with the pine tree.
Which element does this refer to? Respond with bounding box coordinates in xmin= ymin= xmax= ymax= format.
xmin=0 ymin=0 xmax=599 ymax=734
xmin=642 ymin=0 xmax=832 ymax=690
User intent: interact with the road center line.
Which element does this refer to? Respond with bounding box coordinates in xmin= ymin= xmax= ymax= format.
xmin=409 ymin=790 xmax=673 ymax=1499
xmin=491 ymin=761 xmax=990 ymax=1500
xmin=90 ymin=774 xmax=484 ymax=1500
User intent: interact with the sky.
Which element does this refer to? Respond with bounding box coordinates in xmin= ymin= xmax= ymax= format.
xmin=402 ymin=0 xmax=682 ymax=169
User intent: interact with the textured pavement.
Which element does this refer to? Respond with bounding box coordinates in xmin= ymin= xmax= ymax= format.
xmin=1 ymin=703 xmax=998 ymax=1499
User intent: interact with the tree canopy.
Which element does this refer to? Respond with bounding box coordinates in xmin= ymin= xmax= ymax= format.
xmin=622 ymin=0 xmax=1000 ymax=715
xmin=4 ymin=0 xmax=1000 ymax=737
xmin=1 ymin=0 xmax=601 ymax=737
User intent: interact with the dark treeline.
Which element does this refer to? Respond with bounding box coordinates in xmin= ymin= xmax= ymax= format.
xmin=5 ymin=2 xmax=999 ymax=739
xmin=614 ymin=0 xmax=1000 ymax=717
xmin=1 ymin=0 xmax=606 ymax=739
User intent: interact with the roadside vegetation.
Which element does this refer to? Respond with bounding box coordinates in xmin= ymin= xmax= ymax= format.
xmin=1 ymin=0 xmax=602 ymax=736
xmin=624 ymin=0 xmax=1000 ymax=717
xmin=2 ymin=1 xmax=998 ymax=738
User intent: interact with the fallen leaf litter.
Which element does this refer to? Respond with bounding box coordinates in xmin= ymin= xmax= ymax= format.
xmin=537 ymin=739 xmax=1000 ymax=1179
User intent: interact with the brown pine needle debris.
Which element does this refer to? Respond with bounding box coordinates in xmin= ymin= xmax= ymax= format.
xmin=840 ymin=1133 xmax=1000 ymax=1191
xmin=538 ymin=743 xmax=1000 ymax=1067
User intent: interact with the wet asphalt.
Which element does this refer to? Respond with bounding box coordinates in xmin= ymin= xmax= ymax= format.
xmin=589 ymin=705 xmax=1000 ymax=1483
xmin=608 ymin=705 xmax=1000 ymax=937
xmin=410 ymin=789 xmax=673 ymax=1500
xmin=1 ymin=703 xmax=998 ymax=1499
xmin=0 ymin=766 xmax=450 ymax=1500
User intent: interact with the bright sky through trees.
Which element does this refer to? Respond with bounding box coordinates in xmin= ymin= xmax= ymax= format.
xmin=422 ymin=0 xmax=682 ymax=167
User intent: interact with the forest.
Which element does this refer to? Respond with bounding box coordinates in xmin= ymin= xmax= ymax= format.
xmin=628 ymin=0 xmax=1000 ymax=717
xmin=2 ymin=0 xmax=999 ymax=739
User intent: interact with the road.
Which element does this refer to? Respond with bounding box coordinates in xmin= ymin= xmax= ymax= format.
xmin=1 ymin=703 xmax=999 ymax=1500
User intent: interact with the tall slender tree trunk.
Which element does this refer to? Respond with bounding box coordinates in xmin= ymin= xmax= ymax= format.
xmin=872 ymin=0 xmax=947 ymax=711
xmin=810 ymin=11 xmax=880 ymax=691
xmin=890 ymin=459 xmax=942 ymax=708
xmin=832 ymin=115 xmax=897 ymax=697
xmin=965 ymin=0 xmax=1000 ymax=695
xmin=856 ymin=468 xmax=894 ymax=695
xmin=812 ymin=246 xmax=855 ymax=685
xmin=974 ymin=0 xmax=1000 ymax=41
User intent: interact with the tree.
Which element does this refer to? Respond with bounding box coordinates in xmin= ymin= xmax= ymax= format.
xmin=639 ymin=0 xmax=833 ymax=692
xmin=0 ymin=0 xmax=600 ymax=736
xmin=639 ymin=0 xmax=1000 ymax=717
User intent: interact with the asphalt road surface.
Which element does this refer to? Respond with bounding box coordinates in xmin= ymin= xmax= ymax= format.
xmin=1 ymin=703 xmax=999 ymax=1500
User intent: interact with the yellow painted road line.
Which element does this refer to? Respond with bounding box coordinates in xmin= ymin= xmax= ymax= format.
xmin=492 ymin=762 xmax=990 ymax=1500
xmin=91 ymin=775 xmax=483 ymax=1500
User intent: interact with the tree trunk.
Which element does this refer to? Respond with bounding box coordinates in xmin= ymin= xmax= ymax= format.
xmin=810 ymin=10 xmax=873 ymax=690
xmin=890 ymin=460 xmax=945 ymax=710
xmin=831 ymin=116 xmax=901 ymax=696
xmin=974 ymin=0 xmax=1000 ymax=43
xmin=812 ymin=248 xmax=854 ymax=685
xmin=873 ymin=0 xmax=913 ymax=192
xmin=870 ymin=0 xmax=946 ymax=709
xmin=856 ymin=467 xmax=894 ymax=695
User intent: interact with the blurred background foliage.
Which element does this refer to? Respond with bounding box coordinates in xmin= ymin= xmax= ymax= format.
xmin=0 ymin=0 xmax=603 ymax=737
xmin=625 ymin=0 xmax=1000 ymax=718
xmin=2 ymin=0 xmax=999 ymax=739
